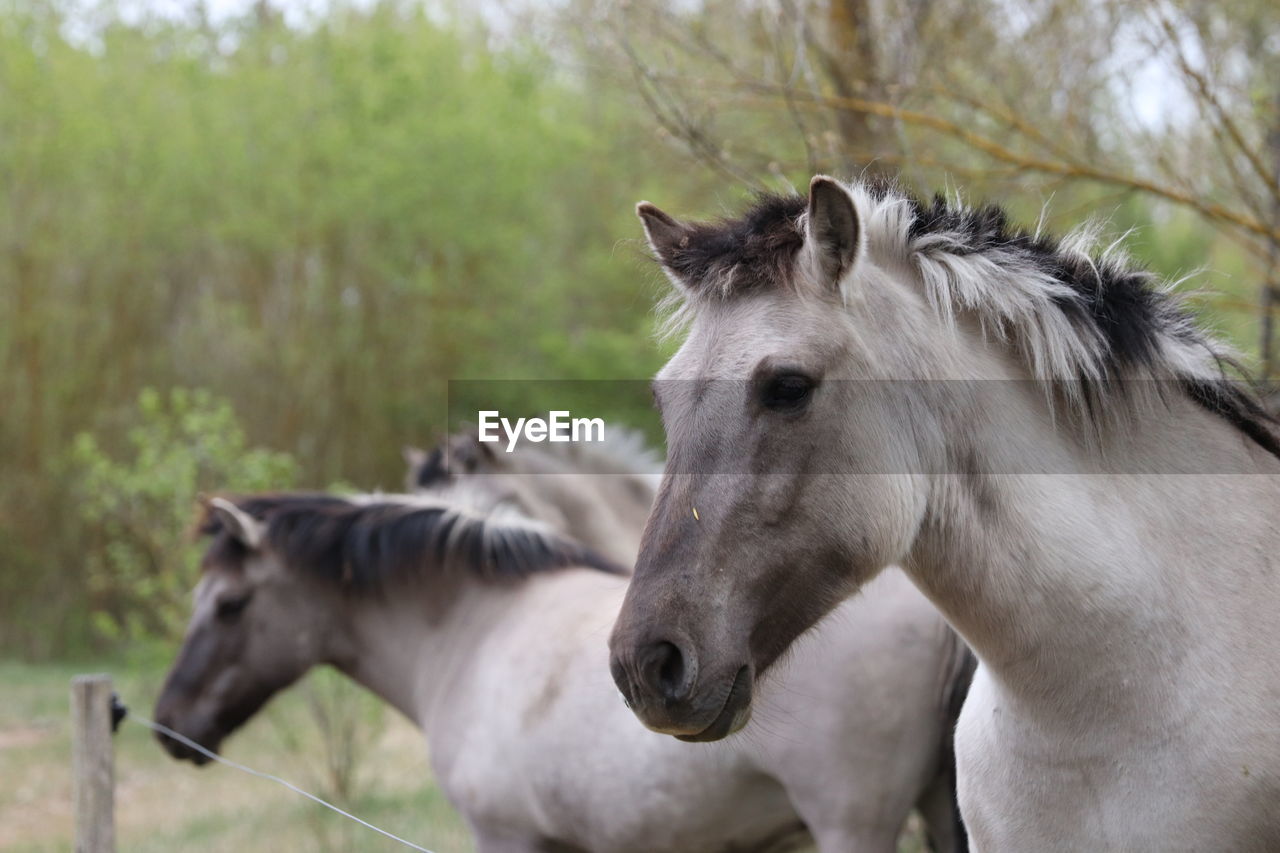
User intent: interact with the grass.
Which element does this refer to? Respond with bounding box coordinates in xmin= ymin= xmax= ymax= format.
xmin=0 ymin=654 xmax=934 ymax=852
xmin=0 ymin=655 xmax=473 ymax=853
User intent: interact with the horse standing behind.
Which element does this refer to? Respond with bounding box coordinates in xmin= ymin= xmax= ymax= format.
xmin=155 ymin=484 xmax=970 ymax=852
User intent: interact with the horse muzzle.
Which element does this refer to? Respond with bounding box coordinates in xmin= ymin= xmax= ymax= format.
xmin=153 ymin=709 xmax=224 ymax=766
xmin=609 ymin=635 xmax=754 ymax=742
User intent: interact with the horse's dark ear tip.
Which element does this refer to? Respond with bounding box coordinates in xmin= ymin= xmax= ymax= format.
xmin=808 ymin=175 xmax=846 ymax=200
xmin=636 ymin=201 xmax=675 ymax=227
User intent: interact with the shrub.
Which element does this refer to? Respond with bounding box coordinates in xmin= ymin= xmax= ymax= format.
xmin=72 ymin=387 xmax=298 ymax=642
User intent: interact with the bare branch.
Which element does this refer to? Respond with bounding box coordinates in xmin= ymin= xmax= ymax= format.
xmin=1151 ymin=7 xmax=1280 ymax=206
xmin=719 ymin=82 xmax=1280 ymax=242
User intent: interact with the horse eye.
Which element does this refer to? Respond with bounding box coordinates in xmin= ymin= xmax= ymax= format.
xmin=760 ymin=373 xmax=816 ymax=412
xmin=216 ymin=594 xmax=252 ymax=622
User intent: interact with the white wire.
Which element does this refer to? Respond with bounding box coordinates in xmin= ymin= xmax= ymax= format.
xmin=127 ymin=713 xmax=437 ymax=853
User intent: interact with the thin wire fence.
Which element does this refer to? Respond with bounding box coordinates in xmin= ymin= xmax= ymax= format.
xmin=125 ymin=711 xmax=437 ymax=853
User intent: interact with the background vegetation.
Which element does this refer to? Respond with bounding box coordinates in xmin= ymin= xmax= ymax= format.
xmin=0 ymin=0 xmax=691 ymax=654
xmin=0 ymin=658 xmax=472 ymax=851
xmin=3 ymin=0 xmax=1277 ymax=657
xmin=0 ymin=0 xmax=1276 ymax=848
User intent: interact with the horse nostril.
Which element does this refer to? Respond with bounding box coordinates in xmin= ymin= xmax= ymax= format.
xmin=655 ymin=642 xmax=684 ymax=695
xmin=642 ymin=640 xmax=693 ymax=703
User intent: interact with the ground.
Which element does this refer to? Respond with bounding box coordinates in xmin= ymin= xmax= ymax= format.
xmin=0 ymin=656 xmax=472 ymax=852
xmin=0 ymin=655 xmax=931 ymax=852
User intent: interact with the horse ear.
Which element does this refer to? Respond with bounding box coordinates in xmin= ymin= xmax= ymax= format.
xmin=806 ymin=176 xmax=861 ymax=289
xmin=636 ymin=202 xmax=693 ymax=288
xmin=209 ymin=497 xmax=264 ymax=550
xmin=451 ymin=428 xmax=495 ymax=472
xmin=407 ymin=444 xmax=451 ymax=489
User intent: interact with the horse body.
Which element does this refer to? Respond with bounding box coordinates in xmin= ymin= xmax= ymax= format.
xmin=908 ymin=304 xmax=1280 ymax=851
xmin=156 ymin=489 xmax=968 ymax=852
xmin=612 ymin=177 xmax=1280 ymax=850
xmin=345 ymin=568 xmax=805 ymax=853
xmin=934 ymin=450 xmax=1280 ymax=850
xmin=430 ymin=571 xmax=964 ymax=853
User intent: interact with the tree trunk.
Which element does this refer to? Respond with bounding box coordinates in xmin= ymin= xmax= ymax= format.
xmin=824 ymin=0 xmax=891 ymax=177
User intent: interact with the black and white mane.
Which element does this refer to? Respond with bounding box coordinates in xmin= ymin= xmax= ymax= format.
xmin=199 ymin=490 xmax=625 ymax=588
xmin=657 ymin=180 xmax=1280 ymax=458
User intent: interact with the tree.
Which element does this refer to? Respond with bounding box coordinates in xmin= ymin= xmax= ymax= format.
xmin=570 ymin=0 xmax=1280 ymax=369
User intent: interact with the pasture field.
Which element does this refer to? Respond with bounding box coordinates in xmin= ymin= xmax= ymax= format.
xmin=0 ymin=656 xmax=472 ymax=852
xmin=0 ymin=655 xmax=930 ymax=852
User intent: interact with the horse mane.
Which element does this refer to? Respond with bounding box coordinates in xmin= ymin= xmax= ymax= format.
xmin=197 ymin=490 xmax=626 ymax=588
xmin=656 ymin=179 xmax=1280 ymax=459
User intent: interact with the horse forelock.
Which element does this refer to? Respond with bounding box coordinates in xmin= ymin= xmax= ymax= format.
xmin=197 ymin=491 xmax=626 ymax=589
xmin=661 ymin=193 xmax=807 ymax=299
xmin=656 ymin=178 xmax=1280 ymax=459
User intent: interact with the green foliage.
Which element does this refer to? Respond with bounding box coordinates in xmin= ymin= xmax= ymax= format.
xmin=7 ymin=0 xmax=1259 ymax=657
xmin=0 ymin=2 xmax=685 ymax=654
xmin=264 ymin=668 xmax=391 ymax=852
xmin=72 ymin=388 xmax=298 ymax=641
xmin=0 ymin=657 xmax=475 ymax=852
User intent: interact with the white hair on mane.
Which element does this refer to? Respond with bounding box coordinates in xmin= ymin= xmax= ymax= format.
xmin=842 ymin=182 xmax=1224 ymax=394
xmin=655 ymin=179 xmax=1231 ymax=392
xmin=646 ymin=178 xmax=1280 ymax=455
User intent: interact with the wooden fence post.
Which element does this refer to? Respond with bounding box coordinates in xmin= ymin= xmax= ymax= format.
xmin=71 ymin=674 xmax=115 ymax=853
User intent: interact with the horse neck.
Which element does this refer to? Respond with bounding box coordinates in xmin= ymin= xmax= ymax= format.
xmin=905 ymin=364 xmax=1280 ymax=729
xmin=330 ymin=578 xmax=521 ymax=729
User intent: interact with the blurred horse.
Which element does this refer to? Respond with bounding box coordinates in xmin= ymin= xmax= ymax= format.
xmin=155 ymin=487 xmax=970 ymax=852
